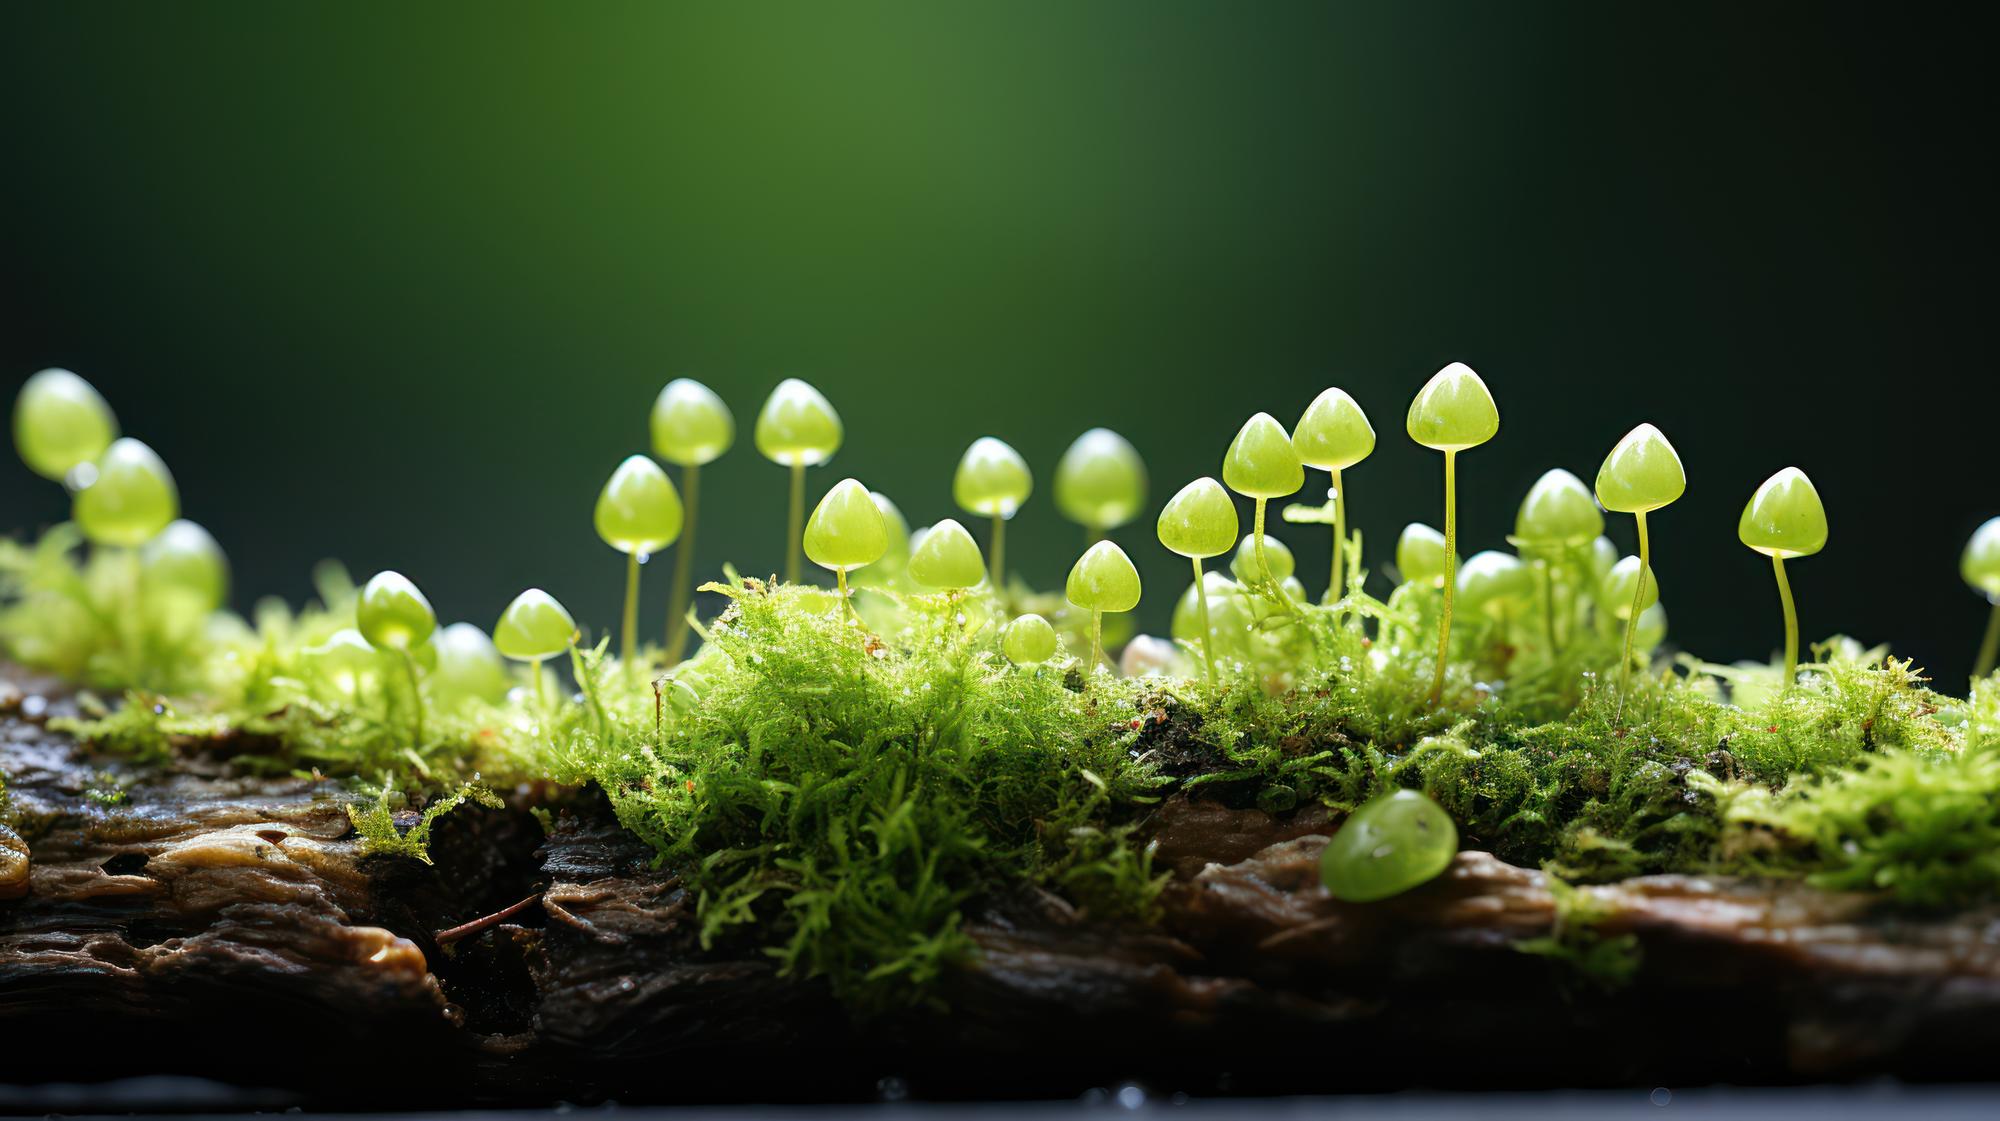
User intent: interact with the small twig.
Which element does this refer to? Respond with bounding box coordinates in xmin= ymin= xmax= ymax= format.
xmin=433 ymin=891 xmax=543 ymax=946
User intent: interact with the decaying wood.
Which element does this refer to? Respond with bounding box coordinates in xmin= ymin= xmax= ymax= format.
xmin=5 ymin=666 xmax=2000 ymax=1103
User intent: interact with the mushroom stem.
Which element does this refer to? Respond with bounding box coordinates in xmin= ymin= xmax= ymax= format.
xmin=1326 ymin=468 xmax=1346 ymax=609
xmin=1251 ymin=500 xmax=1293 ymax=615
xmin=1773 ymin=552 xmax=1799 ymax=686
xmin=1427 ymin=450 xmax=1459 ymax=706
xmin=1539 ymin=558 xmax=1559 ymax=654
xmin=1193 ymin=555 xmax=1216 ymax=687
xmin=400 ymin=648 xmax=425 ymax=748
xmin=836 ymin=568 xmax=859 ymax=625
xmin=1090 ymin=609 xmax=1104 ymax=674
xmin=786 ymin=461 xmax=806 ymax=585
xmin=664 ymin=462 xmax=700 ymax=664
xmin=620 ymin=551 xmax=641 ymax=677
xmin=1618 ymin=510 xmax=1651 ymax=700
xmin=990 ymin=514 xmax=1006 ymax=594
xmin=1975 ymin=601 xmax=2000 ymax=681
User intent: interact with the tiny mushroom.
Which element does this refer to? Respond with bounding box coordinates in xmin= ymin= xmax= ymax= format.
xmin=1293 ymin=388 xmax=1375 ymax=604
xmin=1738 ymin=466 xmax=1828 ymax=687
xmin=1054 ymin=428 xmax=1148 ymax=540
xmin=1405 ymin=362 xmax=1500 ymax=706
xmin=953 ymin=437 xmax=1033 ymax=590
xmin=754 ymin=379 xmax=843 ymax=585
xmin=1156 ymin=477 xmax=1240 ymax=685
xmin=1065 ymin=540 xmax=1142 ymax=673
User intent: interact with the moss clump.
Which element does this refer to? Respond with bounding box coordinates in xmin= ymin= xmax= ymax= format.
xmin=564 ymin=577 xmax=1164 ymax=1011
xmin=348 ymin=779 xmax=504 ymax=865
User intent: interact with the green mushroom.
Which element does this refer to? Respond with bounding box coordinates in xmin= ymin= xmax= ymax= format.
xmin=953 ymin=437 xmax=1033 ymax=591
xmin=431 ymin=622 xmax=512 ymax=706
xmin=1511 ymin=468 xmax=1603 ymax=651
xmin=650 ymin=378 xmax=734 ymax=664
xmin=14 ymin=368 xmax=118 ymax=484
xmin=1172 ymin=572 xmax=1253 ymax=664
xmin=594 ymin=454 xmax=684 ymax=670
xmin=1229 ymin=531 xmax=1295 ymax=586
xmin=803 ymin=478 xmax=889 ymax=619
xmin=1455 ymin=550 xmax=1532 ymax=636
xmin=1222 ymin=413 xmax=1304 ymax=613
xmin=141 ymin=519 xmax=229 ymax=614
xmin=495 ymin=587 xmax=579 ymax=712
xmin=1054 ymin=428 xmax=1148 ymax=542
xmin=1600 ymin=555 xmax=1661 ymax=620
xmin=1406 ymin=362 xmax=1499 ymax=705
xmin=907 ymin=517 xmax=986 ymax=591
xmin=1065 ymin=540 xmax=1141 ymax=673
xmin=1633 ymin=602 xmax=1669 ymax=653
xmin=1395 ymin=522 xmax=1452 ymax=590
xmin=853 ymin=490 xmax=912 ymax=589
xmin=1320 ymin=789 xmax=1459 ymax=903
xmin=1738 ymin=466 xmax=1828 ymax=687
xmin=304 ymin=628 xmax=382 ymax=700
xmin=1293 ymin=388 xmax=1375 ymax=605
xmin=357 ymin=571 xmax=438 ymax=746
xmin=1961 ymin=517 xmax=2000 ymax=680
xmin=754 ymin=379 xmax=843 ymax=585
xmin=1156 ymin=477 xmax=1240 ymax=685
xmin=1002 ymin=613 xmax=1060 ymax=667
xmin=73 ymin=437 xmax=178 ymax=548
xmin=1594 ymin=423 xmax=1685 ymax=700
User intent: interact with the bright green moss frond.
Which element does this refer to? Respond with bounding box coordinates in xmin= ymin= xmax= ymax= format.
xmin=573 ymin=578 xmax=1164 ymax=1011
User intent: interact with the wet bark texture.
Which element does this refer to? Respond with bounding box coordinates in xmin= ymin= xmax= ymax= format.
xmin=5 ymin=666 xmax=1998 ymax=1105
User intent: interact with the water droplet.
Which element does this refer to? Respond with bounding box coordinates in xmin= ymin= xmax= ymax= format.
xmin=1115 ymin=1083 xmax=1147 ymax=1110
xmin=876 ymin=1077 xmax=908 ymax=1102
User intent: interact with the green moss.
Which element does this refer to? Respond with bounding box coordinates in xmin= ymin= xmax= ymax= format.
xmin=348 ymin=778 xmax=504 ymax=865
xmin=9 ymin=514 xmax=2000 ymax=1007
xmin=1514 ymin=869 xmax=1642 ymax=990
xmin=564 ymin=576 xmax=1164 ymax=1011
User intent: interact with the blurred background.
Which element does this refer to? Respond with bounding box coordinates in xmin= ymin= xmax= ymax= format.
xmin=1 ymin=2 xmax=1992 ymax=688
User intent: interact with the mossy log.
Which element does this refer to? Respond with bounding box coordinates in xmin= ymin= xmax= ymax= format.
xmin=4 ymin=668 xmax=1998 ymax=1105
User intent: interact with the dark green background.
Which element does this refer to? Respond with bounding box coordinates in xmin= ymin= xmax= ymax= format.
xmin=2 ymin=3 xmax=1991 ymax=686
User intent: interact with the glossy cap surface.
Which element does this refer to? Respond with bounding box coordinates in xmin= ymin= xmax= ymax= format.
xmin=594 ymin=455 xmax=684 ymax=555
xmin=1156 ymin=477 xmax=1239 ymax=559
xmin=15 ymin=368 xmax=118 ymax=481
xmin=1294 ymin=387 xmax=1375 ymax=471
xmin=494 ymin=588 xmax=578 ymax=661
xmin=1737 ymin=467 xmax=1827 ymax=559
xmin=1405 ymin=363 xmax=1498 ymax=452
xmin=1964 ymin=517 xmax=2000 ymax=599
xmin=650 ymin=378 xmax=735 ymax=467
xmin=906 ymin=518 xmax=985 ymax=589
xmin=1512 ymin=468 xmax=1604 ymax=550
xmin=1595 ymin=423 xmax=1686 ymax=514
xmin=953 ymin=437 xmax=1034 ymax=518
xmin=1054 ymin=428 xmax=1147 ymax=531
xmin=1002 ymin=613 xmax=1060 ymax=665
xmin=1222 ymin=413 xmax=1304 ymax=499
xmin=1395 ymin=522 xmax=1452 ymax=588
xmin=804 ymin=478 xmax=890 ymax=572
xmin=754 ymin=378 xmax=843 ymax=467
xmin=357 ymin=571 xmax=438 ymax=651
xmin=73 ymin=438 xmax=179 ymax=547
xmin=1066 ymin=540 xmax=1142 ymax=613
